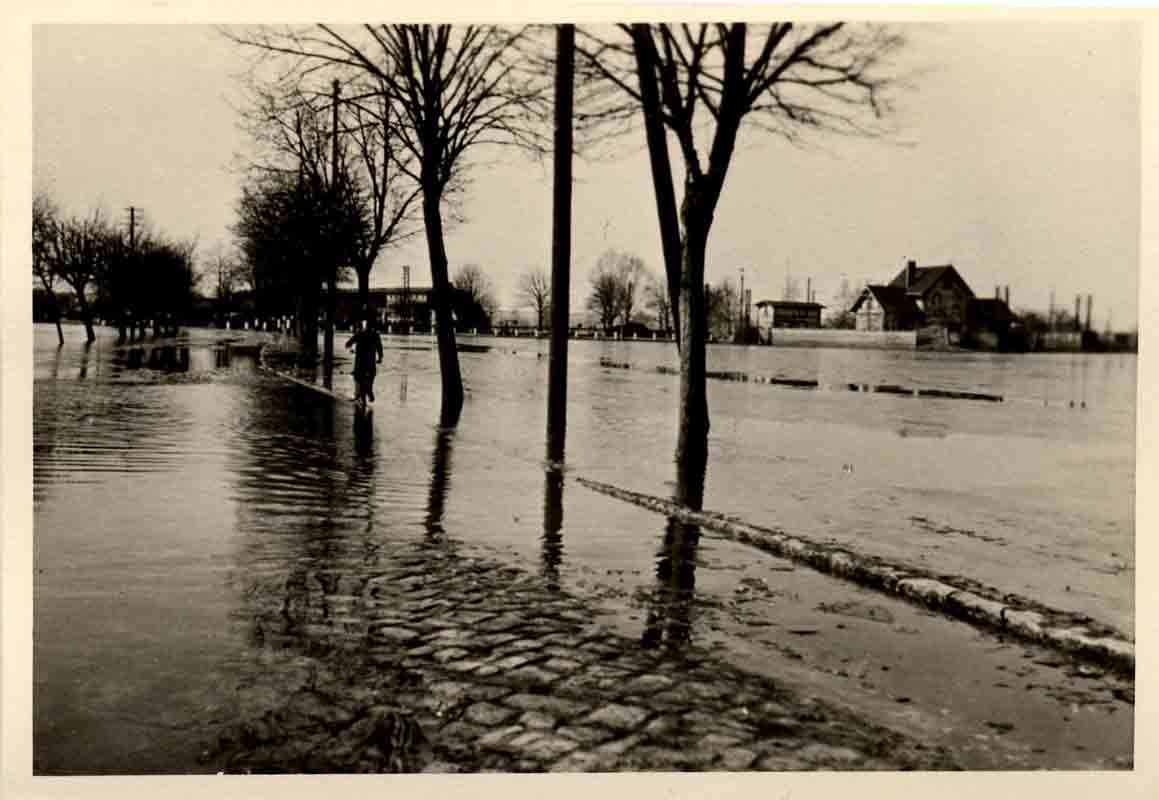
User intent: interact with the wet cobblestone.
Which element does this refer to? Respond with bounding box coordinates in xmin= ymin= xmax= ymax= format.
xmin=202 ymin=539 xmax=958 ymax=773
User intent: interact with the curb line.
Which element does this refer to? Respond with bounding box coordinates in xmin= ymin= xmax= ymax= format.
xmin=576 ymin=477 xmax=1134 ymax=676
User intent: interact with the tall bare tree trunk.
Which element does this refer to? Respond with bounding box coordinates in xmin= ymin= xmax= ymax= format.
xmin=631 ymin=26 xmax=682 ymax=347
xmin=356 ymin=265 xmax=370 ymax=320
xmin=75 ymin=291 xmax=96 ymax=343
xmin=675 ymin=199 xmax=710 ymax=501
xmin=49 ymin=293 xmax=64 ymax=346
xmin=421 ymin=182 xmax=464 ymax=426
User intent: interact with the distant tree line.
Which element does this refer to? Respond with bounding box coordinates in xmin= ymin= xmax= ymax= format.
xmin=32 ymin=191 xmax=200 ymax=346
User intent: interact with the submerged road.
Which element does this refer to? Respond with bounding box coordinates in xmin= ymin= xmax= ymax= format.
xmin=32 ymin=326 xmax=1134 ymax=772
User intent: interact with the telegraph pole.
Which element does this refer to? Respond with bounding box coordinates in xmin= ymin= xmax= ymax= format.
xmin=546 ymin=23 xmax=574 ymax=464
xmin=738 ymin=267 xmax=745 ymax=339
xmin=402 ymin=265 xmax=411 ymax=333
xmin=126 ymin=206 xmax=138 ymax=252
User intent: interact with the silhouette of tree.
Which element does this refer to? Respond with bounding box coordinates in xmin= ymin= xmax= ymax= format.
xmin=225 ymin=24 xmax=552 ymax=423
xmin=575 ymin=22 xmax=906 ymax=495
xmin=518 ymin=267 xmax=551 ymax=330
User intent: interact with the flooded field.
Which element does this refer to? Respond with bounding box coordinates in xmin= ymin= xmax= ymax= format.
xmin=32 ymin=324 xmax=1135 ymax=772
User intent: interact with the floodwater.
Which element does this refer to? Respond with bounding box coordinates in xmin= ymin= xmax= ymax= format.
xmin=31 ymin=324 xmax=1135 ymax=773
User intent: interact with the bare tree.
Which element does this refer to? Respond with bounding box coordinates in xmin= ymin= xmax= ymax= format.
xmin=706 ymin=278 xmax=739 ymax=341
xmin=644 ymin=272 xmax=673 ymax=334
xmin=587 ymin=250 xmax=623 ymax=333
xmin=205 ymin=242 xmax=247 ymax=301
xmin=338 ymin=79 xmax=422 ymax=309
xmin=518 ymin=267 xmax=551 ymax=330
xmin=452 ymin=263 xmax=498 ymax=322
xmin=615 ymin=252 xmax=646 ymax=326
xmin=225 ymin=24 xmax=551 ymax=423
xmin=239 ymin=84 xmax=355 ymax=356
xmin=33 ymin=190 xmax=65 ymax=345
xmin=575 ymin=23 xmax=905 ymax=492
xmin=242 ymin=75 xmax=424 ymax=310
xmin=48 ymin=209 xmax=118 ymax=343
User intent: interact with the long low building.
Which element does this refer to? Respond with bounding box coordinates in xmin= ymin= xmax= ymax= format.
xmin=335 ymin=285 xmax=488 ymax=332
xmin=755 ymin=300 xmax=825 ymax=329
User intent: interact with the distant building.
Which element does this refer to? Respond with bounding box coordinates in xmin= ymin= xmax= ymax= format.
xmin=850 ymin=260 xmax=975 ymax=332
xmin=755 ymin=300 xmax=824 ymax=329
xmin=849 ymin=285 xmax=922 ymax=331
xmin=335 ymin=285 xmax=485 ymax=332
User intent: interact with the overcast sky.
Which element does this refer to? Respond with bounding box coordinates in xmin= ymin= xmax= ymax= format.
xmin=32 ymin=21 xmax=1141 ymax=329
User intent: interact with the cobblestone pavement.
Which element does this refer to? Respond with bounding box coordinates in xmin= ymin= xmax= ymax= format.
xmin=201 ymin=537 xmax=958 ymax=773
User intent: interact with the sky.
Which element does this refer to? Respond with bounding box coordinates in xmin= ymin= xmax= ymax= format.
xmin=31 ymin=21 xmax=1142 ymax=330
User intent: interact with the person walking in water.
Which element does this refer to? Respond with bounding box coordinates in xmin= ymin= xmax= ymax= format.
xmin=346 ymin=315 xmax=383 ymax=407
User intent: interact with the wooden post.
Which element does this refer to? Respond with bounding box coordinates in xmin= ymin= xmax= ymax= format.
xmin=546 ymin=24 xmax=574 ymax=464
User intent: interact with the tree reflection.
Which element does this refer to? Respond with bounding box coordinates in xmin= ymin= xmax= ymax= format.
xmin=424 ymin=426 xmax=455 ymax=544
xmin=77 ymin=340 xmax=94 ymax=379
xmin=541 ymin=464 xmax=565 ymax=590
xmin=641 ymin=456 xmax=706 ymax=652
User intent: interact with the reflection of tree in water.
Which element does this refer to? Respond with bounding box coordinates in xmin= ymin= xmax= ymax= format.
xmin=641 ymin=457 xmax=706 ymax=652
xmin=424 ymin=427 xmax=455 ymax=548
xmin=78 ymin=341 xmax=94 ymax=380
xmin=541 ymin=466 xmax=564 ymax=590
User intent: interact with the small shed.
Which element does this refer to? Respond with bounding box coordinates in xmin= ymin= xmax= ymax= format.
xmin=756 ymin=300 xmax=824 ymax=329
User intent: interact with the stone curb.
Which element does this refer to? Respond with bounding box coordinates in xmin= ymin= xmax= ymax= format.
xmin=576 ymin=477 xmax=1134 ymax=675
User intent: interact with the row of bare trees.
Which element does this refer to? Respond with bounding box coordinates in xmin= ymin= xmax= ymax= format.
xmin=33 ymin=192 xmax=200 ymax=346
xmin=226 ymin=21 xmax=903 ymax=483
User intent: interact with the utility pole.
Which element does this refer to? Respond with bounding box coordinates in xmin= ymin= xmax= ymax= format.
xmin=738 ymin=267 xmax=745 ymax=338
xmin=323 ymin=78 xmax=340 ymax=389
xmin=402 ymin=265 xmax=411 ymax=333
xmin=126 ymin=206 xmax=138 ymax=252
xmin=546 ymin=23 xmax=575 ymax=465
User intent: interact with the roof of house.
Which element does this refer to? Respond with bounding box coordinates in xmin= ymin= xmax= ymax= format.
xmin=850 ymin=285 xmax=922 ymax=316
xmin=887 ymin=264 xmax=975 ymax=299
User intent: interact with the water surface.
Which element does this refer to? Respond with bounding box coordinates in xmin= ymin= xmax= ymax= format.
xmin=32 ymin=324 xmax=1135 ymax=772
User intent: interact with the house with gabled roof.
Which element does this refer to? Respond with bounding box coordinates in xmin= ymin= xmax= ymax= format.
xmin=850 ymin=260 xmax=976 ymax=332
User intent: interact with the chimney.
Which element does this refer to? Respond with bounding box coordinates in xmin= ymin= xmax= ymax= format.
xmin=1075 ymin=296 xmax=1081 ymax=332
xmin=995 ymin=285 xmax=1001 ymax=300
xmin=1004 ymin=286 xmax=1009 ymax=306
xmin=806 ymin=278 xmax=811 ymax=304
xmin=906 ymin=260 xmax=917 ymax=289
xmin=1085 ymin=295 xmax=1092 ymax=332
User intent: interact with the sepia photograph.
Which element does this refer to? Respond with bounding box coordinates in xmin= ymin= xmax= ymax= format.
xmin=4 ymin=4 xmax=1148 ymax=789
